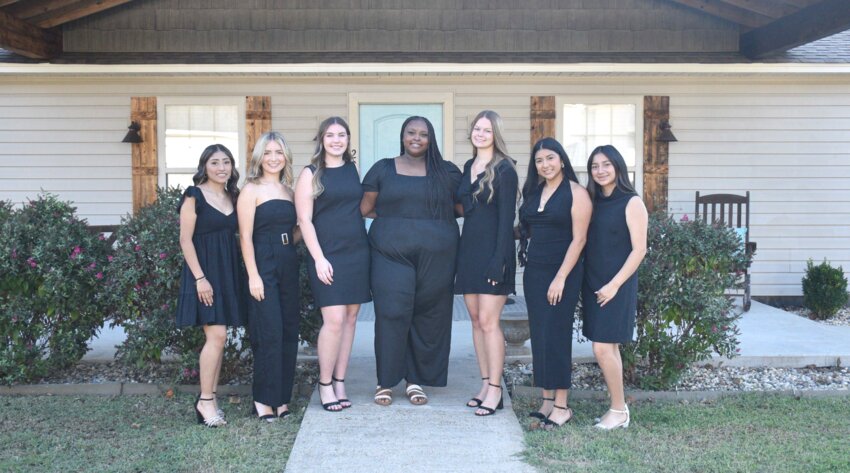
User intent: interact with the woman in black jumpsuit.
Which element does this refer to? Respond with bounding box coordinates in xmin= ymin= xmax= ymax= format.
xmin=583 ymin=144 xmax=647 ymax=430
xmin=455 ymin=110 xmax=518 ymax=416
xmin=295 ymin=117 xmax=371 ymax=411
xmin=361 ymin=116 xmax=461 ymax=406
xmin=238 ymin=131 xmax=300 ymax=421
xmin=518 ymin=137 xmax=591 ymax=428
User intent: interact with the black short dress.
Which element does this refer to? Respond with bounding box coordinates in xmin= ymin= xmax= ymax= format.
xmin=248 ymin=199 xmax=300 ymax=407
xmin=582 ymin=188 xmax=639 ymax=343
xmin=306 ymin=162 xmax=371 ymax=307
xmin=362 ymin=158 xmax=462 ymax=388
xmin=455 ymin=158 xmax=518 ymax=296
xmin=175 ymin=186 xmax=244 ymax=328
xmin=520 ymin=180 xmax=583 ymax=390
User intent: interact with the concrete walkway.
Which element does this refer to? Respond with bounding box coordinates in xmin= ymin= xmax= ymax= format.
xmin=284 ymin=321 xmax=533 ymax=473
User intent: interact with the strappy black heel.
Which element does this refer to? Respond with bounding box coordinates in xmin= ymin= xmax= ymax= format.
xmin=474 ymin=383 xmax=504 ymax=417
xmin=542 ymin=405 xmax=574 ymax=429
xmin=318 ymin=380 xmax=342 ymax=412
xmin=332 ymin=376 xmax=351 ymax=409
xmin=195 ymin=395 xmax=225 ymax=427
xmin=467 ymin=376 xmax=489 ymax=408
xmin=251 ymin=402 xmax=277 ymax=423
xmin=529 ymin=396 xmax=555 ymax=420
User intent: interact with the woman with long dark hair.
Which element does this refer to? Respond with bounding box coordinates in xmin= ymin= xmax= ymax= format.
xmin=237 ymin=131 xmax=301 ymax=422
xmin=583 ymin=145 xmax=647 ymax=430
xmin=518 ymin=137 xmax=591 ymax=428
xmin=455 ymin=110 xmax=518 ymax=416
xmin=295 ymin=116 xmax=371 ymax=411
xmin=176 ymin=144 xmax=243 ymax=427
xmin=360 ymin=116 xmax=462 ymax=406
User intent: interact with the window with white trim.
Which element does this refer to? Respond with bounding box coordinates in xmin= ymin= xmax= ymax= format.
xmin=557 ymin=97 xmax=642 ymax=193
xmin=158 ymin=98 xmax=244 ymax=189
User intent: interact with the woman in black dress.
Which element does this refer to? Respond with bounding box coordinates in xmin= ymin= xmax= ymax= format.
xmin=455 ymin=110 xmax=518 ymax=416
xmin=518 ymin=137 xmax=591 ymax=428
xmin=360 ymin=116 xmax=462 ymax=406
xmin=583 ymin=145 xmax=647 ymax=430
xmin=295 ymin=117 xmax=371 ymax=411
xmin=237 ymin=131 xmax=301 ymax=421
xmin=177 ymin=144 xmax=243 ymax=427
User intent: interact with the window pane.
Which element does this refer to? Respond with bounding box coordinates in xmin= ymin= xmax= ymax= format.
xmin=167 ymin=173 xmax=195 ymax=190
xmin=563 ymin=102 xmax=637 ymax=173
xmin=587 ymin=105 xmax=612 ymax=135
xmin=165 ymin=105 xmax=240 ymax=169
xmin=612 ymin=105 xmax=636 ymax=134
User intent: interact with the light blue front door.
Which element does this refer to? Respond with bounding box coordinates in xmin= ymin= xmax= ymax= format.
xmin=358 ymin=104 xmax=444 ymax=177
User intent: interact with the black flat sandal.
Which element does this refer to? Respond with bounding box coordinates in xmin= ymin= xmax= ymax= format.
xmin=529 ymin=396 xmax=555 ymax=420
xmin=542 ymin=405 xmax=574 ymax=429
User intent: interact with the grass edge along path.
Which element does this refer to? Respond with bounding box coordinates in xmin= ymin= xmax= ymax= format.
xmin=1 ymin=393 xmax=306 ymax=472
xmin=512 ymin=392 xmax=850 ymax=473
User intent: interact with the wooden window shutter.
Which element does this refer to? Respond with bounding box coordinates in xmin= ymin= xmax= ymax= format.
xmin=643 ymin=96 xmax=670 ymax=214
xmin=246 ymin=96 xmax=272 ymax=160
xmin=130 ymin=97 xmax=157 ymax=214
xmin=530 ymin=96 xmax=556 ymax=148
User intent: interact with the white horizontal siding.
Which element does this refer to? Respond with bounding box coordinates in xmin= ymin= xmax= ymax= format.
xmin=0 ymin=76 xmax=848 ymax=296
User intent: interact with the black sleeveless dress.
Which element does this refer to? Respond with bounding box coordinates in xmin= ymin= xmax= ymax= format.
xmin=362 ymin=158 xmax=462 ymax=388
xmin=455 ymin=158 xmax=518 ymax=295
xmin=248 ymin=199 xmax=300 ymax=407
xmin=175 ymin=186 xmax=244 ymax=328
xmin=520 ymin=180 xmax=583 ymax=390
xmin=582 ymin=188 xmax=639 ymax=343
xmin=306 ymin=162 xmax=371 ymax=307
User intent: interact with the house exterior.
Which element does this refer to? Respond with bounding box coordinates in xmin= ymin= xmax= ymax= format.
xmin=2 ymin=0 xmax=849 ymax=302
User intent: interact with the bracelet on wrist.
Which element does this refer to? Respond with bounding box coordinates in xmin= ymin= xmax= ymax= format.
xmin=195 ymin=275 xmax=206 ymax=282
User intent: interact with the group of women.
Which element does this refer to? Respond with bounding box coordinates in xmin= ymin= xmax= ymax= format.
xmin=176 ymin=109 xmax=647 ymax=432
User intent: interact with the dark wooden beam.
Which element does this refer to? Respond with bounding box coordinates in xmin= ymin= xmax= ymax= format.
xmin=666 ymin=0 xmax=772 ymax=29
xmin=0 ymin=0 xmax=24 ymax=7
xmin=32 ymin=0 xmax=133 ymax=28
xmin=9 ymin=0 xmax=84 ymax=21
xmin=740 ymin=0 xmax=850 ymax=58
xmin=716 ymin=0 xmax=797 ymax=19
xmin=0 ymin=10 xmax=61 ymax=59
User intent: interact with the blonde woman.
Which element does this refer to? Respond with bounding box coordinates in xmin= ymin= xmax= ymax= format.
xmin=237 ymin=131 xmax=300 ymax=422
xmin=295 ymin=117 xmax=370 ymax=411
xmin=455 ymin=110 xmax=518 ymax=416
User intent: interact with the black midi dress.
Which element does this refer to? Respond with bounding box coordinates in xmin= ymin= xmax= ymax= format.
xmin=455 ymin=158 xmax=518 ymax=295
xmin=176 ymin=186 xmax=244 ymax=328
xmin=520 ymin=180 xmax=583 ymax=390
xmin=248 ymin=200 xmax=300 ymax=407
xmin=582 ymin=188 xmax=639 ymax=343
xmin=362 ymin=158 xmax=462 ymax=388
xmin=306 ymin=162 xmax=371 ymax=307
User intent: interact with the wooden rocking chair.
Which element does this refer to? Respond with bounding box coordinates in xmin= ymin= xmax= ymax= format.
xmin=694 ymin=191 xmax=757 ymax=311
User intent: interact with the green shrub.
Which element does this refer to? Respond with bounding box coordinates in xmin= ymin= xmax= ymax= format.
xmin=622 ymin=213 xmax=751 ymax=390
xmin=0 ymin=195 xmax=110 ymax=384
xmin=802 ymin=259 xmax=848 ymax=320
xmin=297 ymin=242 xmax=322 ymax=347
xmin=102 ymin=187 xmax=249 ymax=378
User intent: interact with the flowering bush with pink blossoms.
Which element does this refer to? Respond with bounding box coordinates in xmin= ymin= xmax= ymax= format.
xmin=0 ymin=195 xmax=111 ymax=384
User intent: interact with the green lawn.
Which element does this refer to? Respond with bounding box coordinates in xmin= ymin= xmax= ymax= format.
xmin=0 ymin=394 xmax=305 ymax=472
xmin=513 ymin=393 xmax=850 ymax=473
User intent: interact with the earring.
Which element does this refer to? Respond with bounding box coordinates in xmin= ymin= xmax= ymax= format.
xmin=561 ymin=163 xmax=565 ymax=168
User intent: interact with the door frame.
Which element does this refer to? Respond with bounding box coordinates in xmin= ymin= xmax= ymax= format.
xmin=347 ymin=92 xmax=455 ymax=171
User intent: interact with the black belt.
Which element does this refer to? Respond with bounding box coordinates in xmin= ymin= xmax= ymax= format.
xmin=253 ymin=232 xmax=292 ymax=246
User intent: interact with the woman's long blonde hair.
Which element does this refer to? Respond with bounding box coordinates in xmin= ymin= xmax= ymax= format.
xmin=470 ymin=110 xmax=515 ymax=204
xmin=310 ymin=116 xmax=355 ymax=198
xmin=246 ymin=131 xmax=294 ymax=186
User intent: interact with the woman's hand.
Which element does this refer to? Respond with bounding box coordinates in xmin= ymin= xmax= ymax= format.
xmin=547 ymin=276 xmax=566 ymax=305
xmin=196 ymin=278 xmax=214 ymax=307
xmin=595 ymin=282 xmax=620 ymax=307
xmin=315 ymin=258 xmax=334 ymax=285
xmin=249 ymin=274 xmax=265 ymax=301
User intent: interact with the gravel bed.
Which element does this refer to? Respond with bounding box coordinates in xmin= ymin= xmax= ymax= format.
xmin=505 ymin=361 xmax=850 ymax=392
xmin=782 ymin=306 xmax=850 ymax=327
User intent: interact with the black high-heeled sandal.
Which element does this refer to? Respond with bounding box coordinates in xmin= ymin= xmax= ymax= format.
xmin=251 ymin=402 xmax=277 ymax=423
xmin=212 ymin=391 xmax=225 ymax=418
xmin=542 ymin=405 xmax=574 ymax=429
xmin=475 ymin=383 xmax=504 ymax=417
xmin=529 ymin=396 xmax=555 ymax=420
xmin=195 ymin=395 xmax=225 ymax=427
xmin=467 ymin=377 xmax=489 ymax=408
xmin=332 ymin=376 xmax=351 ymax=409
xmin=318 ymin=380 xmax=342 ymax=412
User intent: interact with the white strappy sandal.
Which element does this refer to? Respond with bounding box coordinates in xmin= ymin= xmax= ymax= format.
xmin=594 ymin=404 xmax=630 ymax=430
